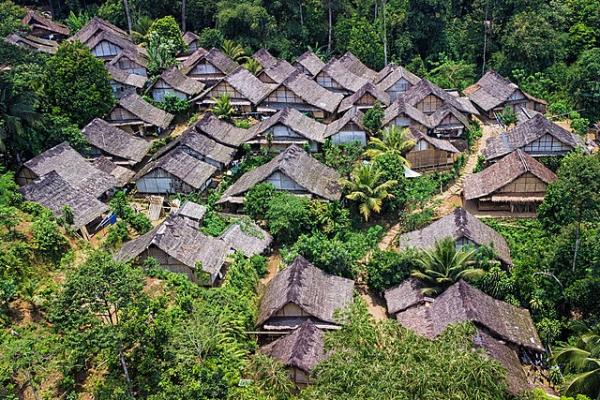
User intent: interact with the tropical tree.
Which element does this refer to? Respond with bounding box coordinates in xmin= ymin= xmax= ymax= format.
xmin=211 ymin=94 xmax=234 ymax=121
xmin=221 ymin=39 xmax=247 ymax=63
xmin=554 ymin=322 xmax=600 ymax=398
xmin=364 ymin=125 xmax=415 ymax=164
xmin=411 ymin=238 xmax=482 ymax=296
xmin=341 ymin=163 xmax=398 ymax=222
xmin=244 ymin=58 xmax=263 ymax=75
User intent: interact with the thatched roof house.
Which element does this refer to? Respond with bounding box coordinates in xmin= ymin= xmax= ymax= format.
xmin=384 ymin=278 xmax=429 ymax=316
xmin=83 ymin=118 xmax=151 ymax=164
xmin=428 ymin=103 xmax=471 ymax=139
xmin=315 ymin=58 xmax=370 ymax=94
xmin=71 ymin=18 xmax=143 ymax=62
xmin=116 ymin=215 xmax=230 ymax=285
xmin=194 ymin=113 xmax=256 ymax=147
xmin=173 ymin=200 xmax=206 ymax=224
xmin=404 ymin=79 xmax=478 ymax=116
xmin=107 ymin=47 xmax=149 ymax=77
xmin=294 ymin=51 xmax=325 ymax=77
xmin=260 ymin=320 xmax=326 ymax=387
xmin=375 ymin=64 xmax=421 ymax=99
xmin=336 ymin=52 xmax=377 ymax=81
xmin=181 ymin=31 xmax=201 ymax=53
xmin=483 ymin=114 xmax=583 ymax=161
xmin=397 ymin=207 xmax=512 ymax=265
xmin=217 ymin=145 xmax=342 ymax=207
xmin=134 ymin=147 xmax=217 ymax=194
xmin=463 ymin=150 xmax=557 ymax=215
xmin=179 ymin=48 xmax=238 ymax=85
xmin=337 ymin=82 xmax=391 ymax=113
xmin=257 ymin=256 xmax=354 ymax=331
xmin=406 ymin=128 xmax=460 ymax=171
xmin=381 ymin=97 xmax=432 ymax=132
xmin=106 ymin=93 xmax=174 ymax=134
xmin=70 ymin=17 xmax=130 ymax=45
xmin=150 ymin=67 xmax=205 ymax=101
xmin=464 ymin=70 xmax=547 ymax=118
xmin=253 ymin=48 xmax=279 ymax=69
xmin=5 ymin=33 xmax=59 ymax=54
xmin=20 ymin=171 xmax=109 ymax=233
xmin=250 ymin=108 xmax=327 ymax=151
xmin=219 ymin=220 xmax=273 ymax=257
xmin=324 ymin=107 xmax=367 ymax=146
xmin=17 ymin=142 xmax=117 ymax=198
xmin=257 ymin=59 xmax=297 ymax=85
xmin=22 ymin=10 xmax=69 ymax=39
xmin=90 ymin=156 xmax=136 ymax=187
xmin=106 ymin=64 xmax=146 ymax=98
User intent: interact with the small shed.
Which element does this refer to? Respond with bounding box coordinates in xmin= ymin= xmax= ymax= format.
xmin=405 ymin=128 xmax=460 ymax=171
xmin=106 ymin=64 xmax=147 ymax=98
xmin=323 ymin=107 xmax=367 ymax=146
xmin=82 ymin=118 xmax=151 ymax=165
xmin=219 ymin=220 xmax=273 ymax=257
xmin=21 ymin=10 xmax=69 ymax=40
xmin=181 ymin=31 xmax=201 ymax=54
xmin=179 ymin=47 xmax=239 ymax=86
xmin=150 ymin=67 xmax=205 ymax=101
xmin=293 ymin=51 xmax=325 ymax=77
xmin=106 ymin=93 xmax=174 ymax=135
xmin=174 ymin=200 xmax=206 ymax=225
xmin=404 ymin=79 xmax=477 ymax=116
xmin=428 ymin=104 xmax=471 ymax=139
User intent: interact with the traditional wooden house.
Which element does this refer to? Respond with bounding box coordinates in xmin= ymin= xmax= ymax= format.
xmin=428 ymin=103 xmax=471 ymax=139
xmin=91 ymin=156 xmax=136 ymax=187
xmin=4 ymin=33 xmax=58 ymax=54
xmin=314 ymin=58 xmax=370 ymax=94
xmin=194 ymin=113 xmax=256 ymax=148
xmin=198 ymin=66 xmax=272 ymax=114
xmin=405 ymin=128 xmax=460 ymax=171
xmin=375 ymin=64 xmax=421 ymax=101
xmin=464 ymin=70 xmax=547 ymax=119
xmin=257 ymin=255 xmax=354 ymax=331
xmin=253 ymin=48 xmax=279 ymax=69
xmin=257 ymin=59 xmax=297 ymax=85
xmin=219 ymin=220 xmax=273 ymax=257
xmin=404 ymin=79 xmax=478 ymax=116
xmin=463 ymin=150 xmax=557 ymax=215
xmin=217 ymin=145 xmax=342 ymax=209
xmin=20 ymin=171 xmax=109 ymax=239
xmin=337 ymin=82 xmax=391 ymax=113
xmin=116 ymin=214 xmax=231 ymax=285
xmin=384 ymin=279 xmax=544 ymax=396
xmin=381 ymin=97 xmax=432 ymax=133
xmin=149 ymin=67 xmax=205 ymax=101
xmin=293 ymin=51 xmax=325 ymax=77
xmin=323 ymin=107 xmax=367 ymax=146
xmin=397 ymin=207 xmax=512 ymax=265
xmin=336 ymin=52 xmax=377 ymax=82
xmin=106 ymin=64 xmax=146 ymax=98
xmin=152 ymin=126 xmax=236 ymax=170
xmin=133 ymin=147 xmax=217 ymax=194
xmin=107 ymin=47 xmax=149 ymax=76
xmin=106 ymin=93 xmax=174 ymax=135
xmin=483 ymin=114 xmax=583 ymax=162
xmin=17 ymin=142 xmax=117 ymax=199
xmin=250 ymin=108 xmax=327 ymax=152
xmin=21 ymin=10 xmax=69 ymax=40
xmin=179 ymin=48 xmax=238 ymax=86
xmin=260 ymin=321 xmax=326 ymax=387
xmin=259 ymin=72 xmax=344 ymax=119
xmin=181 ymin=31 xmax=201 ymax=54
xmin=82 ymin=118 xmax=151 ymax=166
xmin=70 ymin=17 xmax=139 ymax=61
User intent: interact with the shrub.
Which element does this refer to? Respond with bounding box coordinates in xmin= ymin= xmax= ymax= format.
xmin=31 ymin=215 xmax=68 ymax=264
xmin=362 ymin=102 xmax=384 ymax=135
xmin=265 ymin=193 xmax=313 ymax=244
xmin=499 ymin=106 xmax=517 ymax=126
xmin=201 ymin=210 xmax=231 ymax=236
xmin=366 ymin=249 xmax=419 ymax=294
xmin=243 ymin=183 xmax=279 ymax=220
xmin=104 ymin=221 xmax=130 ymax=249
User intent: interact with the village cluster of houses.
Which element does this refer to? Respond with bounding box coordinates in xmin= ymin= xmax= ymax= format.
xmin=6 ymin=11 xmax=587 ymax=394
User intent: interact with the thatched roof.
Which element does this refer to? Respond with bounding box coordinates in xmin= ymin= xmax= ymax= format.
xmin=382 ymin=97 xmax=432 ymax=128
xmin=274 ymin=72 xmax=344 ymax=113
xmin=152 ymin=126 xmax=235 ymax=166
xmin=429 ymin=104 xmax=471 ymax=130
xmin=483 ymin=114 xmax=583 ymax=160
xmin=217 ymin=145 xmax=342 ymax=203
xmin=113 ymin=93 xmax=174 ymax=129
xmin=294 ymin=51 xmax=325 ymax=76
xmin=90 ymin=156 xmax=135 ymax=187
xmin=384 ymin=278 xmax=428 ymax=315
xmin=336 ymin=52 xmax=377 ymax=81
xmin=252 ymin=108 xmax=328 ymax=143
xmin=70 ymin=17 xmax=130 ymax=45
xmin=20 ymin=171 xmax=108 ymax=229
xmin=319 ymin=59 xmax=370 ymax=92
xmin=404 ymin=79 xmax=476 ymax=115
xmin=182 ymin=31 xmax=200 ymax=46
xmin=179 ymin=47 xmax=239 ymax=76
xmin=134 ymin=147 xmax=217 ymax=190
xmin=259 ymin=59 xmax=297 ymax=84
xmin=108 ymin=46 xmax=149 ymax=68
xmin=219 ymin=220 xmax=273 ymax=257
xmin=214 ymin=66 xmax=274 ymax=105
xmin=253 ymin=48 xmax=278 ymax=69
xmin=464 ymin=70 xmax=547 ymax=112
xmin=116 ymin=215 xmax=230 ymax=276
xmin=83 ymin=29 xmax=140 ymax=57
xmin=324 ymin=108 xmax=366 ymax=138
xmin=397 ymin=207 xmax=512 ymax=265
xmin=153 ymin=67 xmax=205 ymax=96
xmin=408 ymin=128 xmax=459 ymax=153
xmin=338 ymin=82 xmax=391 ymax=113
xmin=106 ymin=64 xmax=146 ymax=88
xmin=175 ymin=200 xmax=206 ymax=221
xmin=23 ymin=142 xmax=117 ymax=198
xmin=257 ymin=255 xmax=354 ymax=326
xmin=194 ymin=113 xmax=256 ymax=147
xmin=260 ymin=320 xmax=326 ymax=372
xmin=4 ymin=33 xmax=58 ymax=54
xmin=22 ymin=10 xmax=70 ymax=36
xmin=375 ymin=64 xmax=421 ymax=88
xmin=464 ymin=150 xmax=557 ymax=201
xmin=83 ymin=118 xmax=151 ymax=163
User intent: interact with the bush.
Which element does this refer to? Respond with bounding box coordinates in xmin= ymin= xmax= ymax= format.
xmin=243 ymin=183 xmax=279 ymax=220
xmin=265 ymin=193 xmax=313 ymax=244
xmin=362 ymin=102 xmax=384 ymax=135
xmin=366 ymin=249 xmax=419 ymax=294
xmin=199 ymin=28 xmax=225 ymax=49
xmin=148 ymin=95 xmax=191 ymax=115
xmin=31 ymin=215 xmax=68 ymax=264
xmin=201 ymin=210 xmax=231 ymax=236
xmin=104 ymin=221 xmax=130 ymax=249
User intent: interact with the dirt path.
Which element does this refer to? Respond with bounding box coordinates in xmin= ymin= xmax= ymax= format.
xmin=359 ymin=289 xmax=388 ymax=321
xmin=260 ymin=251 xmax=282 ymax=286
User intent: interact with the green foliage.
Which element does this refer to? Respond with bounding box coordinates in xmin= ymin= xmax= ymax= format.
xmin=499 ymin=106 xmax=517 ymax=126
xmin=319 ymin=140 xmax=363 ymax=176
xmin=335 ymin=16 xmax=384 ymax=70
xmin=109 ymin=191 xmax=152 ymax=235
xmin=366 ymin=249 xmax=420 ymax=294
xmin=211 ymin=93 xmax=234 ymax=121
xmin=243 ymin=182 xmax=279 ymax=220
xmin=362 ymin=103 xmax=384 ymax=135
xmin=221 ymin=39 xmax=248 ymax=63
xmin=147 ymin=94 xmax=191 ymax=115
xmin=364 ymin=125 xmax=414 ymax=162
xmin=31 ymin=214 xmax=69 ymax=264
xmin=427 ymin=55 xmax=476 ymax=90
xmin=198 ymin=27 xmax=225 ymax=49
xmin=244 ymin=58 xmax=263 ymax=75
xmin=265 ymin=192 xmax=312 ymax=244
xmin=215 ymin=1 xmax=274 ymax=48
xmin=64 ymin=10 xmax=92 ymax=32
xmin=148 ymin=16 xmax=186 ymax=54
xmin=147 ymin=30 xmax=178 ymax=76
xmin=569 ymin=48 xmax=600 ymax=122
xmin=104 ymin=220 xmax=130 ymax=249
xmin=201 ymin=209 xmax=231 ymax=236
xmin=0 ymin=0 xmax=26 ymax=37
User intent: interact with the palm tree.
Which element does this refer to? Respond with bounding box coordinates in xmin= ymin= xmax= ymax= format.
xmin=364 ymin=125 xmax=415 ymax=163
xmin=221 ymin=40 xmax=247 ymax=63
xmin=411 ymin=238 xmax=482 ymax=296
xmin=341 ymin=163 xmax=398 ymax=222
xmin=554 ymin=322 xmax=600 ymax=398
xmin=244 ymin=58 xmax=263 ymax=75
xmin=211 ymin=94 xmax=234 ymax=122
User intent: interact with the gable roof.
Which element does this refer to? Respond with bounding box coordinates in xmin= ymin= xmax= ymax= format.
xmin=384 ymin=278 xmax=427 ymax=315
xmin=273 ymin=72 xmax=344 ymax=113
xmin=260 ymin=320 xmax=326 ymax=372
xmin=382 ymin=96 xmax=432 ymax=128
xmin=337 ymin=82 xmax=391 ymax=113
xmin=4 ymin=33 xmax=59 ymax=54
xmin=82 ymin=29 xmax=140 ymax=57
xmin=213 ymin=66 xmax=273 ymax=104
xmin=375 ymin=64 xmax=421 ymax=88
xmin=259 ymin=59 xmax=298 ymax=84
xmin=219 ymin=220 xmax=273 ymax=257
xmin=107 ymin=46 xmax=149 ymax=68
xmin=294 ymin=51 xmax=325 ymax=76
xmin=22 ymin=10 xmax=70 ymax=36
xmin=252 ymin=108 xmax=328 ymax=143
xmin=179 ymin=47 xmax=239 ymax=76
xmin=106 ymin=64 xmax=147 ymax=88
xmin=82 ymin=118 xmax=151 ymax=163
xmin=90 ymin=156 xmax=135 ymax=187
xmin=257 ymin=256 xmax=354 ymax=326
xmin=397 ymin=207 xmax=512 ymax=265
xmin=70 ymin=17 xmax=130 ymax=45
xmin=134 ymin=147 xmax=217 ymax=189
xmin=253 ymin=48 xmax=279 ymax=69
xmin=404 ymin=79 xmax=475 ymax=115
xmin=483 ymin=114 xmax=583 ymax=160
xmin=20 ymin=171 xmax=108 ymax=229
xmin=324 ymin=108 xmax=366 ymax=138
xmin=182 ymin=31 xmax=200 ymax=46
xmin=318 ymin=59 xmax=370 ymax=92
xmin=464 ymin=150 xmax=557 ymax=201
xmin=153 ymin=67 xmax=205 ymax=96
xmin=408 ymin=128 xmax=459 ymax=153
xmin=428 ymin=103 xmax=471 ymax=130
xmin=116 ymin=215 xmax=229 ymax=276
xmin=112 ymin=93 xmax=174 ymax=129
xmin=336 ymin=52 xmax=377 ymax=81
xmin=22 ymin=142 xmax=117 ymax=198
xmin=217 ymin=145 xmax=342 ymax=203
xmin=174 ymin=200 xmax=206 ymax=221
xmin=194 ymin=113 xmax=256 ymax=147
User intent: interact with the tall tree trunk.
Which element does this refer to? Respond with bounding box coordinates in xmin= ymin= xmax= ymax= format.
xmin=572 ymin=222 xmax=581 ymax=272
xmin=299 ymin=1 xmax=304 ymax=26
xmin=181 ymin=0 xmax=187 ymax=33
xmin=327 ymin=0 xmax=332 ymax=53
xmin=123 ymin=0 xmax=133 ymax=35
xmin=382 ymin=0 xmax=387 ymax=65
